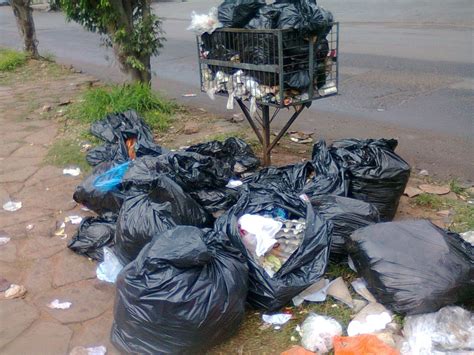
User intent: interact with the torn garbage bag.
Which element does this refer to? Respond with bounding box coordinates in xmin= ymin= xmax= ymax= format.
xmin=185 ymin=137 xmax=260 ymax=174
xmin=121 ymin=156 xmax=212 ymax=227
xmin=67 ymin=213 xmax=116 ymax=261
xmin=86 ymin=110 xmax=168 ymax=166
xmin=216 ymin=185 xmax=332 ymax=310
xmin=310 ymin=195 xmax=379 ymax=260
xmin=155 ymin=151 xmax=233 ymax=191
xmin=111 ymin=226 xmax=248 ymax=354
xmin=313 ymin=138 xmax=410 ymax=221
xmin=73 ymin=161 xmax=126 ymax=215
xmin=347 ymin=220 xmax=474 ymax=315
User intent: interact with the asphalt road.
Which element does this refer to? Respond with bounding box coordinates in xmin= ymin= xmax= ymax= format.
xmin=0 ymin=0 xmax=473 ymax=180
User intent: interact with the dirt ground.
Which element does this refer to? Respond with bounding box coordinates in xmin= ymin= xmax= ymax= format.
xmin=0 ymin=60 xmax=471 ymax=354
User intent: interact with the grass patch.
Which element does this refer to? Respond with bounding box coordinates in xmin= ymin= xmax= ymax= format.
xmin=69 ymin=83 xmax=177 ymax=131
xmin=0 ymin=48 xmax=27 ymax=71
xmin=44 ymin=138 xmax=90 ymax=173
xmin=412 ymin=193 xmax=474 ymax=232
xmin=449 ymin=179 xmax=466 ymax=195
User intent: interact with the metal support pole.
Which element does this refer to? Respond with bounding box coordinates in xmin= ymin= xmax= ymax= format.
xmin=262 ymin=105 xmax=271 ymax=166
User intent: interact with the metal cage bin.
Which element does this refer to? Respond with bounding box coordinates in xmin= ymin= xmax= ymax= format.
xmin=197 ymin=23 xmax=339 ymax=108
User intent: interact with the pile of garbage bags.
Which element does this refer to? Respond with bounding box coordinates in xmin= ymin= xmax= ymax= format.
xmin=68 ymin=110 xmax=474 ymax=352
xmin=190 ymin=0 xmax=337 ymax=109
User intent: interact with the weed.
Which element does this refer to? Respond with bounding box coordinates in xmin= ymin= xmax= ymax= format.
xmin=449 ymin=179 xmax=466 ymax=195
xmin=0 ymin=48 xmax=27 ymax=71
xmin=411 ymin=193 xmax=443 ymax=209
xmin=326 ymin=262 xmax=357 ymax=283
xmin=44 ymin=138 xmax=90 ymax=173
xmin=69 ymin=83 xmax=177 ymax=131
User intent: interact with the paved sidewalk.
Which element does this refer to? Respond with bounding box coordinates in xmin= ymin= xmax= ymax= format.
xmin=0 ymin=67 xmax=119 ymax=354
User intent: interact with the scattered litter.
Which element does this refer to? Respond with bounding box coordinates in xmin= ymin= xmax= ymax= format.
xmin=292 ymin=278 xmax=330 ymax=306
xmin=418 ymin=169 xmax=429 ymax=176
xmin=326 ymin=277 xmax=353 ymax=308
xmin=65 ymin=215 xmax=83 ymax=225
xmin=347 ymin=303 xmax=392 ymax=337
xmin=69 ymin=345 xmax=107 ymax=355
xmin=352 ymin=299 xmax=368 ymax=313
xmin=3 ymin=201 xmax=22 ymax=212
xmin=401 ymin=306 xmax=474 ymax=354
xmin=48 ymin=299 xmax=72 ymax=309
xmin=351 ymin=278 xmax=377 ymax=303
xmin=347 ymin=220 xmax=473 ymax=314
xmin=299 ymin=314 xmax=342 ymax=353
xmin=96 ymin=247 xmax=123 ymax=283
xmin=182 ymin=93 xmax=197 ymax=97
xmin=0 ymin=236 xmax=11 ymax=245
xmin=262 ymin=313 xmax=292 ymax=325
xmin=54 ymin=222 xmax=66 ymax=238
xmin=376 ymin=108 xmax=385 ymax=112
xmin=403 ymin=186 xmax=423 ymax=198
xmin=81 ymin=206 xmax=91 ymax=212
xmin=226 ymin=179 xmax=243 ymax=188
xmin=187 ymin=7 xmax=222 ymax=35
xmin=419 ymin=184 xmax=450 ymax=195
xmin=334 ymin=335 xmax=399 ymax=355
xmin=4 ymin=284 xmax=27 ymax=299
xmin=63 ymin=167 xmax=81 ymax=176
xmin=26 ymin=224 xmax=34 ymax=231
xmin=436 ymin=209 xmax=451 ymax=217
xmin=460 ymin=230 xmax=474 ymax=245
xmin=289 ymin=131 xmax=313 ymax=144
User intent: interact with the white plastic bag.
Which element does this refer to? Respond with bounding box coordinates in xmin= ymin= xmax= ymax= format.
xmin=238 ymin=214 xmax=282 ymax=257
xmin=96 ymin=247 xmax=123 ymax=283
xmin=187 ymin=8 xmax=222 ymax=35
xmin=299 ymin=314 xmax=342 ymax=353
xmin=401 ymin=306 xmax=474 ymax=354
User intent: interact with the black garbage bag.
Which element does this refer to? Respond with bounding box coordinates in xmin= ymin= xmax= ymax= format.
xmin=111 ymin=226 xmax=248 ymax=354
xmin=190 ymin=187 xmax=241 ymax=216
xmin=218 ymin=0 xmax=265 ymax=28
xmin=67 ymin=213 xmax=116 ymax=261
xmin=298 ymin=0 xmax=333 ymax=37
xmin=86 ymin=110 xmax=168 ymax=166
xmin=276 ymin=2 xmax=305 ymax=30
xmin=185 ymin=137 xmax=260 ymax=175
xmin=114 ymin=191 xmax=176 ymax=264
xmin=310 ymin=195 xmax=379 ymax=260
xmin=215 ymin=185 xmax=332 ymax=310
xmin=73 ymin=161 xmax=126 ymax=215
xmin=285 ymin=70 xmax=311 ymax=91
xmin=122 ymin=156 xmax=213 ymax=227
xmin=313 ymin=138 xmax=411 ymax=221
xmin=245 ymin=5 xmax=281 ymax=29
xmin=347 ymin=220 xmax=474 ymax=315
xmin=155 ymin=151 xmax=233 ymax=191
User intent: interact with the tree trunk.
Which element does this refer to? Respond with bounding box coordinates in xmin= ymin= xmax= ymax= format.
xmin=11 ymin=0 xmax=39 ymax=58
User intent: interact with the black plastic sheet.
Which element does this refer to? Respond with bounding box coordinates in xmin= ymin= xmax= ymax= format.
xmin=216 ymin=185 xmax=332 ymax=310
xmin=112 ymin=226 xmax=248 ymax=354
xmin=190 ymin=187 xmax=240 ymax=215
xmin=310 ymin=195 xmax=379 ymax=260
xmin=73 ymin=161 xmax=126 ymax=215
xmin=185 ymin=137 xmax=260 ymax=175
xmin=312 ymin=139 xmax=410 ymax=220
xmin=347 ymin=220 xmax=474 ymax=315
xmin=218 ymin=0 xmax=265 ymax=28
xmin=67 ymin=213 xmax=116 ymax=261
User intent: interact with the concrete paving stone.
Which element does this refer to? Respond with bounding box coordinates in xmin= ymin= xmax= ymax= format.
xmin=24 ymin=126 xmax=58 ymax=146
xmin=2 ymin=215 xmax=55 ymax=241
xmin=17 ymin=181 xmax=79 ymax=212
xmin=0 ymin=261 xmax=24 ymax=287
xmin=68 ymin=309 xmax=120 ymax=355
xmin=1 ymin=320 xmax=72 ymax=355
xmin=52 ymin=249 xmax=97 ymax=288
xmin=18 ymin=234 xmax=67 ymax=260
xmin=35 ymin=279 xmax=115 ymax=324
xmin=0 ymin=187 xmax=11 ymax=205
xmin=2 ymin=130 xmax=32 ymax=144
xmin=0 ymin=299 xmax=40 ymax=349
xmin=0 ymin=166 xmax=39 ymax=184
xmin=0 ymin=241 xmax=17 ymax=263
xmin=0 ymin=142 xmax=22 ymax=158
xmin=0 ymin=182 xmax=24 ymax=195
xmin=0 ymin=156 xmax=44 ymax=171
xmin=0 ymin=207 xmax=52 ymax=231
xmin=24 ymin=165 xmax=66 ymax=187
xmin=10 ymin=144 xmax=48 ymax=159
xmin=23 ymin=257 xmax=54 ymax=295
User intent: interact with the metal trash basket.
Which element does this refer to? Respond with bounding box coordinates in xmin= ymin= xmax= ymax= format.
xmin=196 ymin=23 xmax=339 ymax=165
